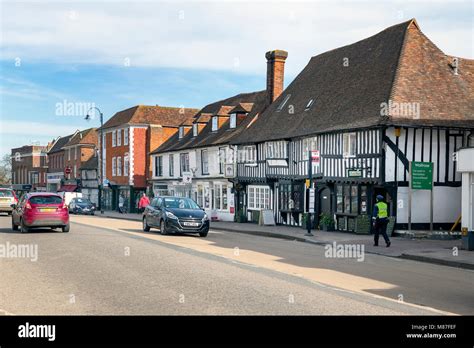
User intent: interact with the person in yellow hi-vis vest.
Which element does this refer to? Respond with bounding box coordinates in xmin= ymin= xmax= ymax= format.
xmin=372 ymin=195 xmax=391 ymax=247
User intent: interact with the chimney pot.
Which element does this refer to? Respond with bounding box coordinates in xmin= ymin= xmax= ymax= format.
xmin=266 ymin=49 xmax=288 ymax=106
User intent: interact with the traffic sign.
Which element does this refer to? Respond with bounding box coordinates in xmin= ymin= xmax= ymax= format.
xmin=411 ymin=161 xmax=433 ymax=190
xmin=64 ymin=166 xmax=72 ymax=175
xmin=311 ymin=150 xmax=320 ymax=164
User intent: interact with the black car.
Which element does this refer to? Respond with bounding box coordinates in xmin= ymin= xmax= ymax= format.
xmin=68 ymin=198 xmax=96 ymax=215
xmin=142 ymin=196 xmax=209 ymax=237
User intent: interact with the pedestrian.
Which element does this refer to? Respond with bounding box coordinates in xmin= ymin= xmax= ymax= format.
xmin=372 ymin=194 xmax=391 ymax=247
xmin=118 ymin=194 xmax=125 ymax=214
xmin=138 ymin=193 xmax=150 ymax=213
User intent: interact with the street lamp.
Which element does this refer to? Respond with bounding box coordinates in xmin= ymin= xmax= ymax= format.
xmin=85 ymin=107 xmax=104 ymax=214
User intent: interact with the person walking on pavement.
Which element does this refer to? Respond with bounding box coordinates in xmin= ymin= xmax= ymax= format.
xmin=138 ymin=193 xmax=150 ymax=213
xmin=372 ymin=194 xmax=391 ymax=247
xmin=118 ymin=194 xmax=125 ymax=214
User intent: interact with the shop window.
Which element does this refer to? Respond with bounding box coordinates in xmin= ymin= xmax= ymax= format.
xmin=360 ymin=186 xmax=368 ymax=213
xmin=336 ymin=184 xmax=359 ymax=214
xmin=351 ymin=186 xmax=358 ymax=213
xmin=248 ymin=185 xmax=271 ymax=210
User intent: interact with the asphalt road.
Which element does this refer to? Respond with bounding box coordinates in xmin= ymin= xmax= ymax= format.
xmin=0 ymin=214 xmax=472 ymax=315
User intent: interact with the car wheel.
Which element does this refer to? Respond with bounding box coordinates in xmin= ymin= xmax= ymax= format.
xmin=143 ymin=217 xmax=150 ymax=232
xmin=20 ymin=219 xmax=29 ymax=233
xmin=62 ymin=223 xmax=70 ymax=233
xmin=12 ymin=218 xmax=18 ymax=231
xmin=160 ymin=220 xmax=167 ymax=235
xmin=199 ymin=231 xmax=208 ymax=238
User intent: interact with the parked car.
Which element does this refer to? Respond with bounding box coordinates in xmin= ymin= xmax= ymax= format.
xmin=69 ymin=197 xmax=96 ymax=215
xmin=11 ymin=192 xmax=70 ymax=233
xmin=142 ymin=196 xmax=209 ymax=237
xmin=0 ymin=188 xmax=18 ymax=215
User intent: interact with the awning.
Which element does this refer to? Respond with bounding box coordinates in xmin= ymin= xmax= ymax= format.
xmin=58 ymin=184 xmax=77 ymax=192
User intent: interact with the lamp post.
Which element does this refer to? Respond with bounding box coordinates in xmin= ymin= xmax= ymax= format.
xmin=85 ymin=107 xmax=104 ymax=214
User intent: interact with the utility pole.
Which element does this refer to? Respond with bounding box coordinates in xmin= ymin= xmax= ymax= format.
xmin=306 ymin=150 xmax=314 ymax=237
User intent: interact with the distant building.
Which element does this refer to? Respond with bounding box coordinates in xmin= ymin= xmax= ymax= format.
xmin=80 ymin=155 xmax=99 ymax=206
xmin=46 ymin=131 xmax=79 ymax=191
xmin=11 ymin=144 xmax=50 ymax=191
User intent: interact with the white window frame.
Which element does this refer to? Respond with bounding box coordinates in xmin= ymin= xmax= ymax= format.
xmin=247 ymin=185 xmax=271 ymax=210
xmin=124 ymin=128 xmax=129 ymax=146
xmin=193 ymin=124 xmax=198 ymax=137
xmin=117 ymin=129 xmax=122 ymax=146
xmin=201 ymin=150 xmax=209 ymax=175
xmin=265 ymin=141 xmax=288 ymax=159
xmin=214 ymin=183 xmax=228 ymax=211
xmin=179 ymin=127 xmax=184 ymax=139
xmin=117 ymin=156 xmax=122 ymax=176
xmin=124 ymin=154 xmax=129 ymax=176
xmin=212 ymin=116 xmax=218 ymax=131
xmin=112 ymin=130 xmax=116 ymax=147
xmin=155 ymin=156 xmax=163 ymax=177
xmin=112 ymin=157 xmax=116 ymax=176
xmin=240 ymin=145 xmax=257 ymax=164
xmin=343 ymin=132 xmax=357 ymax=158
xmin=169 ymin=154 xmax=174 ymax=176
xmin=230 ymin=114 xmax=237 ymax=129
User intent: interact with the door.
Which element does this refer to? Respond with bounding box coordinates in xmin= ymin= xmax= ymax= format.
xmin=319 ymin=187 xmax=331 ymax=216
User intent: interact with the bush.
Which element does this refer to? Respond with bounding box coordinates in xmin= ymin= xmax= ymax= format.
xmin=319 ymin=213 xmax=335 ymax=227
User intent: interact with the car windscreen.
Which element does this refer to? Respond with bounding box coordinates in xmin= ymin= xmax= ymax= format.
xmin=76 ymin=198 xmax=91 ymax=205
xmin=163 ymin=198 xmax=200 ymax=209
xmin=29 ymin=196 xmax=63 ymax=205
xmin=0 ymin=190 xmax=14 ymax=197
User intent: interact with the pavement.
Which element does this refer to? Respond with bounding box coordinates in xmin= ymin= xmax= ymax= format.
xmin=1 ymin=214 xmax=473 ymax=315
xmin=98 ymin=210 xmax=474 ymax=270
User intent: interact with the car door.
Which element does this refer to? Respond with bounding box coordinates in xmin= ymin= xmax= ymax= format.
xmin=146 ymin=198 xmax=158 ymax=226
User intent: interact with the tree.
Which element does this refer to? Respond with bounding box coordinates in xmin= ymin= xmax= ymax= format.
xmin=0 ymin=153 xmax=12 ymax=185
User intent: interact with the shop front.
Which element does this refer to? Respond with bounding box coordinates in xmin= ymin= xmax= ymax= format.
xmin=277 ymin=180 xmax=305 ymax=226
xmin=47 ymin=172 xmax=64 ymax=192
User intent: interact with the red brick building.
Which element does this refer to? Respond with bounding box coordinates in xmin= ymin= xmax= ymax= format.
xmin=100 ymin=105 xmax=199 ymax=211
xmin=46 ymin=131 xmax=78 ymax=191
xmin=11 ymin=144 xmax=51 ymax=191
xmin=63 ymin=128 xmax=98 ymax=185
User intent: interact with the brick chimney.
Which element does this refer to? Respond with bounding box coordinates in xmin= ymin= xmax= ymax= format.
xmin=266 ymin=49 xmax=288 ymax=106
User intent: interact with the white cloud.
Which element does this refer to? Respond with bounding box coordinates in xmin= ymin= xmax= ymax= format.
xmin=0 ymin=1 xmax=472 ymax=77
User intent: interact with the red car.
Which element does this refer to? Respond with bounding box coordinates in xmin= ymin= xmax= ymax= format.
xmin=11 ymin=192 xmax=70 ymax=233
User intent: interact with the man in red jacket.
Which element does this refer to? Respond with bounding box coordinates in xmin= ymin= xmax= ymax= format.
xmin=138 ymin=193 xmax=150 ymax=213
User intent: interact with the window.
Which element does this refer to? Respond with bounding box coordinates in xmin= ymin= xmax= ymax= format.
xmin=124 ymin=128 xmax=129 ymax=145
xmin=124 ymin=154 xmax=129 ymax=176
xmin=112 ymin=157 xmax=116 ymax=176
xmin=230 ymin=114 xmax=237 ymax=129
xmin=277 ymin=94 xmax=291 ymax=111
xmin=265 ymin=141 xmax=288 ymax=159
xmin=213 ymin=184 xmax=228 ymax=210
xmin=201 ymin=150 xmax=209 ymax=175
xmin=117 ymin=129 xmax=122 ymax=146
xmin=305 ymin=99 xmax=315 ymax=111
xmin=336 ymin=184 xmax=359 ymax=214
xmin=302 ymin=137 xmax=319 ymax=159
xmin=247 ymin=185 xmax=271 ymax=210
xmin=219 ymin=147 xmax=226 ymax=174
xmin=179 ymin=127 xmax=184 ymax=139
xmin=169 ymin=154 xmax=174 ymax=176
xmin=212 ymin=116 xmax=218 ymax=131
xmin=155 ymin=156 xmax=163 ymax=177
xmin=279 ymin=182 xmax=304 ymax=212
xmin=193 ymin=124 xmax=198 ymax=137
xmin=180 ymin=153 xmax=190 ymax=175
xmin=239 ymin=145 xmax=256 ymax=163
xmin=117 ymin=156 xmax=122 ymax=176
xmin=343 ymin=132 xmax=357 ymax=158
xmin=112 ymin=130 xmax=116 ymax=147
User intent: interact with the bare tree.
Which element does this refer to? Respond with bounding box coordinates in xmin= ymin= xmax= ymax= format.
xmin=0 ymin=154 xmax=12 ymax=185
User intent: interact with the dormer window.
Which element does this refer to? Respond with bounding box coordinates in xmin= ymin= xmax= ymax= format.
xmin=230 ymin=114 xmax=237 ymax=129
xmin=193 ymin=124 xmax=198 ymax=137
xmin=212 ymin=116 xmax=218 ymax=131
xmin=305 ymin=99 xmax=315 ymax=111
xmin=277 ymin=94 xmax=291 ymax=112
xmin=178 ymin=126 xmax=184 ymax=139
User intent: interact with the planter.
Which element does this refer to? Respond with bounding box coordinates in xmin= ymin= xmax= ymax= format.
xmin=320 ymin=224 xmax=335 ymax=232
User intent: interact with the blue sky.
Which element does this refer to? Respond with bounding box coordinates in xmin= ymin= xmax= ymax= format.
xmin=1 ymin=0 xmax=472 ymax=157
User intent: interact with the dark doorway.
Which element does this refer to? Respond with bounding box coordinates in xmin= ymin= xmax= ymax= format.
xmin=319 ymin=186 xmax=331 ymax=215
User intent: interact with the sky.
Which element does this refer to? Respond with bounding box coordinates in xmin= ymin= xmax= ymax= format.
xmin=0 ymin=0 xmax=472 ymax=157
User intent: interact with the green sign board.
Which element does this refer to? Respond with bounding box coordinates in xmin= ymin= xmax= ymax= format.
xmin=347 ymin=169 xmax=362 ymax=178
xmin=411 ymin=161 xmax=433 ymax=190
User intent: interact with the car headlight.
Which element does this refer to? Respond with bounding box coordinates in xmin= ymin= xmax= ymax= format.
xmin=202 ymin=213 xmax=209 ymax=221
xmin=166 ymin=211 xmax=178 ymax=220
